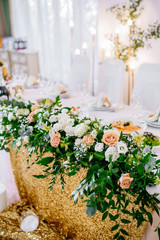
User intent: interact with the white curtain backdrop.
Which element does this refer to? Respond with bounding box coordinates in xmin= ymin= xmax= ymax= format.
xmin=11 ymin=0 xmax=98 ymax=84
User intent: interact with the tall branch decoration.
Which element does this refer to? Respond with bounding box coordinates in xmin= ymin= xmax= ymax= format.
xmin=106 ymin=0 xmax=160 ymax=103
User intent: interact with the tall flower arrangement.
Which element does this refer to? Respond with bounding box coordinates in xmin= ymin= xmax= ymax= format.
xmin=0 ymin=96 xmax=160 ymax=239
xmin=106 ymin=0 xmax=160 ymax=67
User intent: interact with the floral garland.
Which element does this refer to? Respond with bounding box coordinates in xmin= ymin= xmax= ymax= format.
xmin=0 ymin=96 xmax=160 ymax=239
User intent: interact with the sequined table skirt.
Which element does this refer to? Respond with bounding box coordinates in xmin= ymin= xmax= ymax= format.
xmin=0 ymin=147 xmax=150 ymax=239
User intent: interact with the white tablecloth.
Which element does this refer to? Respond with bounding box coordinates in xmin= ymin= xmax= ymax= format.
xmin=0 ymin=89 xmax=160 ymax=240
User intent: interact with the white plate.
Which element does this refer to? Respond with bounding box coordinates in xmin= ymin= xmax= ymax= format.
xmin=111 ymin=118 xmax=147 ymax=135
xmin=146 ymin=119 xmax=160 ymax=128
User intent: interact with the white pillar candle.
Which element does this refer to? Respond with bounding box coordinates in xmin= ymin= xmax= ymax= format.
xmin=20 ymin=212 xmax=39 ymax=232
xmin=0 ymin=182 xmax=7 ymax=212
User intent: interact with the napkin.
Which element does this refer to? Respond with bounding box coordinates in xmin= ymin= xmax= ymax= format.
xmin=27 ymin=76 xmax=38 ymax=87
xmin=148 ymin=106 xmax=160 ymax=122
xmin=55 ymin=83 xmax=67 ymax=94
xmin=93 ymin=92 xmax=112 ymax=108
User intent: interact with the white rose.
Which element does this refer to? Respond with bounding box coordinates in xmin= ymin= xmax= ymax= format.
xmin=142 ymin=146 xmax=151 ymax=155
xmin=28 ymin=126 xmax=33 ymax=133
xmin=105 ymin=147 xmax=119 ymax=162
xmin=58 ymin=118 xmax=67 ymax=129
xmin=49 ymin=128 xmax=55 ymax=137
xmin=74 ymin=123 xmax=89 ymax=137
xmin=24 ymin=109 xmax=30 ymax=115
xmin=53 ymin=123 xmax=62 ymax=132
xmin=49 ymin=115 xmax=57 ymax=123
xmin=23 ymin=136 xmax=29 ymax=143
xmin=64 ymin=126 xmax=74 ymax=136
xmin=16 ymin=139 xmax=21 ymax=147
xmin=117 ymin=141 xmax=128 ymax=154
xmin=8 ymin=112 xmax=15 ymax=121
xmin=17 ymin=109 xmax=30 ymax=116
xmin=75 ymin=138 xmax=82 ymax=146
xmin=91 ymin=129 xmax=97 ymax=138
xmin=95 ymin=143 xmax=104 ymax=152
xmin=152 ymin=146 xmax=160 ymax=156
xmin=67 ymin=118 xmax=74 ymax=126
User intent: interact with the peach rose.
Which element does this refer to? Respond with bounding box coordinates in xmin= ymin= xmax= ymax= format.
xmin=31 ymin=104 xmax=40 ymax=112
xmin=101 ymin=131 xmax=119 ymax=147
xmin=50 ymin=132 xmax=61 ymax=148
xmin=27 ymin=111 xmax=36 ymax=123
xmin=82 ymin=135 xmax=94 ymax=146
xmin=119 ymin=173 xmax=133 ymax=189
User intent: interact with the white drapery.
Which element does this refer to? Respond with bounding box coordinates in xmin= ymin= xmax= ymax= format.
xmin=11 ymin=0 xmax=98 ymax=84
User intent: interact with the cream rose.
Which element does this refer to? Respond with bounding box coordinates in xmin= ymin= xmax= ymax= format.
xmin=119 ymin=173 xmax=133 ymax=189
xmin=27 ymin=112 xmax=36 ymax=123
xmin=31 ymin=104 xmax=40 ymax=112
xmin=82 ymin=135 xmax=94 ymax=146
xmin=102 ymin=130 xmax=119 ymax=147
xmin=50 ymin=132 xmax=61 ymax=148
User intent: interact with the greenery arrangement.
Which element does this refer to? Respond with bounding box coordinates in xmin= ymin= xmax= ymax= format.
xmin=106 ymin=0 xmax=160 ymax=66
xmin=0 ymin=96 xmax=160 ymax=239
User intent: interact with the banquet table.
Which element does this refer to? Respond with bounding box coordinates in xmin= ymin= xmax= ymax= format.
xmin=0 ymin=88 xmax=160 ymax=240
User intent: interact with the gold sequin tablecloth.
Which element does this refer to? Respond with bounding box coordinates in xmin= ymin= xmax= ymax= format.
xmin=0 ymin=146 xmax=150 ymax=240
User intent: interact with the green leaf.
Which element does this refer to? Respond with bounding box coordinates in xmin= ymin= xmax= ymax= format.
xmin=36 ymin=157 xmax=54 ymax=166
xmin=117 ymin=235 xmax=125 ymax=240
xmin=94 ymin=152 xmax=104 ymax=161
xmin=102 ymin=211 xmax=108 ymax=221
xmin=86 ymin=204 xmax=97 ymax=217
xmin=121 ymin=209 xmax=131 ymax=215
xmin=137 ymin=164 xmax=144 ymax=175
xmin=146 ymin=212 xmax=153 ymax=225
xmin=73 ymin=192 xmax=78 ymax=204
xmin=111 ymin=224 xmax=119 ymax=231
xmin=80 ymin=160 xmax=88 ymax=167
xmin=120 ymin=228 xmax=129 ymax=236
xmin=33 ymin=174 xmax=47 ymax=179
xmin=106 ymin=176 xmax=113 ymax=186
xmin=158 ymin=228 xmax=160 ymax=239
xmin=121 ymin=219 xmax=131 ymax=224
xmin=11 ymin=140 xmax=16 ymax=150
xmin=113 ymin=232 xmax=119 ymax=239
xmin=5 ymin=147 xmax=10 ymax=152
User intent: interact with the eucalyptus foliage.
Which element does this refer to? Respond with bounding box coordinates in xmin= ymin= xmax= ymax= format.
xmin=0 ymin=97 xmax=160 ymax=239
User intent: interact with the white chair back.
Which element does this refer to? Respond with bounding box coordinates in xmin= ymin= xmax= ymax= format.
xmin=68 ymin=55 xmax=91 ymax=92
xmin=98 ymin=59 xmax=125 ymax=103
xmin=132 ymin=63 xmax=160 ymax=111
